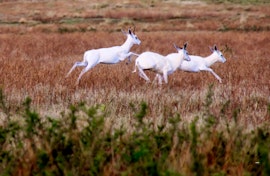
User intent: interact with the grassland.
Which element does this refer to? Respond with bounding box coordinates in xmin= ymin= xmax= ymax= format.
xmin=0 ymin=0 xmax=270 ymax=175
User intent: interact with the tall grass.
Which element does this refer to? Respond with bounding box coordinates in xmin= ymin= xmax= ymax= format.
xmin=0 ymin=31 xmax=269 ymax=126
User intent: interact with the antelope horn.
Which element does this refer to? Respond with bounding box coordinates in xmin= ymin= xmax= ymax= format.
xmin=133 ymin=26 xmax=136 ymax=34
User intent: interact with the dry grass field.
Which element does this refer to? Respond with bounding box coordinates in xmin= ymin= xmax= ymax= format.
xmin=1 ymin=0 xmax=269 ymax=127
xmin=0 ymin=0 xmax=270 ymax=175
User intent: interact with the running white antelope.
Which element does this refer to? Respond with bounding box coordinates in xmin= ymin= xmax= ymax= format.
xmin=179 ymin=45 xmax=226 ymax=83
xmin=66 ymin=28 xmax=141 ymax=84
xmin=133 ymin=43 xmax=191 ymax=84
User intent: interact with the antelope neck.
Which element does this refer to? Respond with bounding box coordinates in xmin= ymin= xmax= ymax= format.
xmin=121 ymin=35 xmax=134 ymax=52
xmin=204 ymin=52 xmax=219 ymax=67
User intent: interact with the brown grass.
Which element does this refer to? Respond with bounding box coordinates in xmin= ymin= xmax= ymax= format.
xmin=1 ymin=30 xmax=269 ymax=129
xmin=0 ymin=0 xmax=270 ymax=130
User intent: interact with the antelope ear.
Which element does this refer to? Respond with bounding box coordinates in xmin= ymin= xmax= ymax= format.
xmin=214 ymin=45 xmax=218 ymax=51
xmin=173 ymin=43 xmax=181 ymax=51
xmin=209 ymin=46 xmax=214 ymax=52
xmin=128 ymin=28 xmax=132 ymax=35
xmin=121 ymin=29 xmax=127 ymax=35
xmin=183 ymin=42 xmax=188 ymax=49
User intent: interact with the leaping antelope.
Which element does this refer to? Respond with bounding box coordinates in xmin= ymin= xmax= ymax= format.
xmin=66 ymin=28 xmax=141 ymax=84
xmin=179 ymin=45 xmax=226 ymax=83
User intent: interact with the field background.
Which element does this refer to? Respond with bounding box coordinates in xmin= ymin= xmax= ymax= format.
xmin=1 ymin=0 xmax=269 ymax=127
xmin=0 ymin=0 xmax=270 ymax=175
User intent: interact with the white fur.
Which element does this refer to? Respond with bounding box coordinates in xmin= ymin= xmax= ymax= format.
xmin=133 ymin=43 xmax=191 ymax=84
xmin=66 ymin=29 xmax=141 ymax=84
xmin=179 ymin=45 xmax=226 ymax=83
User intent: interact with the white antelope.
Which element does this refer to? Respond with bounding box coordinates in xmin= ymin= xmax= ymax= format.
xmin=133 ymin=43 xmax=191 ymax=84
xmin=179 ymin=45 xmax=226 ymax=83
xmin=66 ymin=28 xmax=141 ymax=84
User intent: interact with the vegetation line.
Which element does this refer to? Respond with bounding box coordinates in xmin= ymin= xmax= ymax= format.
xmin=0 ymin=88 xmax=270 ymax=175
